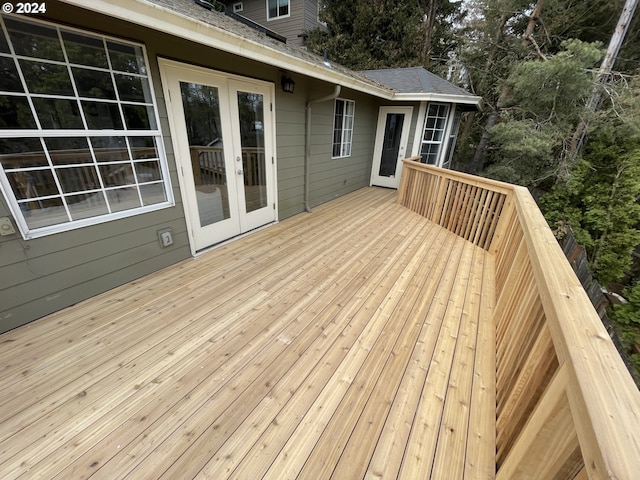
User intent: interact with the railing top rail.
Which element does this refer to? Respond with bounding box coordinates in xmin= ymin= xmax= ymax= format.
xmin=403 ymin=157 xmax=514 ymax=195
xmin=399 ymin=159 xmax=640 ymax=479
xmin=512 ymin=186 xmax=640 ymax=479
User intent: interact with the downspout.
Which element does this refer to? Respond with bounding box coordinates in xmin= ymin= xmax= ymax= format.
xmin=304 ymin=85 xmax=341 ymax=212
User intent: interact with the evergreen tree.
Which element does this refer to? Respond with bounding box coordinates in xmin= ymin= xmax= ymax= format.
xmin=541 ymin=80 xmax=640 ymax=285
xmin=305 ymin=0 xmax=464 ymax=73
xmin=482 ymin=40 xmax=604 ymax=187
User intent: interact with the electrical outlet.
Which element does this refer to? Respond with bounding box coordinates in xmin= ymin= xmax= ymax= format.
xmin=0 ymin=217 xmax=16 ymax=236
xmin=157 ymin=228 xmax=173 ymax=248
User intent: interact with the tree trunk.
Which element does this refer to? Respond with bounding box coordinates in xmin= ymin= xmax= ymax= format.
xmin=421 ymin=0 xmax=437 ymax=66
xmin=569 ymin=0 xmax=639 ymax=158
xmin=470 ymin=0 xmax=545 ymax=173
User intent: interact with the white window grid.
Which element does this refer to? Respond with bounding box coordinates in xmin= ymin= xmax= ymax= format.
xmin=267 ymin=0 xmax=290 ymax=20
xmin=420 ymin=102 xmax=450 ymax=165
xmin=332 ymin=98 xmax=354 ymax=159
xmin=0 ymin=14 xmax=173 ymax=239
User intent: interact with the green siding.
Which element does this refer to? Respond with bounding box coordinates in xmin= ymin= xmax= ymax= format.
xmin=0 ymin=3 xmax=389 ymax=332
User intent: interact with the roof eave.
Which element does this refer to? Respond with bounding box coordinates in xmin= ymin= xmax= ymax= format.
xmin=391 ymin=92 xmax=483 ymax=105
xmin=59 ymin=0 xmax=395 ymax=99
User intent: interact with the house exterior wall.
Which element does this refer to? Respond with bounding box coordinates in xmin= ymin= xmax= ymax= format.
xmin=230 ymin=0 xmax=324 ymax=46
xmin=0 ymin=3 xmax=380 ymax=332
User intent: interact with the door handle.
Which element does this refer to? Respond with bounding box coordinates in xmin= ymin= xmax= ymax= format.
xmin=237 ymin=169 xmax=243 ymax=175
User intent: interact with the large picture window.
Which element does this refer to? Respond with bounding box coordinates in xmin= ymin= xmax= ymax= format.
xmin=0 ymin=15 xmax=172 ymax=239
xmin=267 ymin=0 xmax=289 ymax=20
xmin=332 ymin=98 xmax=354 ymax=158
xmin=419 ymin=103 xmax=450 ymax=165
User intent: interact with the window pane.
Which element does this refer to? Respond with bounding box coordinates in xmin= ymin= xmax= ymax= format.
xmin=107 ymin=41 xmax=146 ymax=75
xmin=5 ymin=18 xmax=64 ymax=61
xmin=57 ymin=165 xmax=100 ymax=193
xmin=0 ymin=57 xmax=24 ymax=92
xmin=0 ymin=96 xmax=36 ymax=129
xmin=7 ymin=168 xmax=57 ymax=199
xmin=45 ymin=137 xmax=91 ymax=165
xmin=91 ymin=136 xmax=129 ymax=162
xmin=21 ymin=197 xmax=68 ymax=229
xmin=129 ymin=136 xmax=157 ymax=159
xmin=140 ymin=183 xmax=166 ymax=206
xmin=106 ymin=187 xmax=140 ymax=212
xmin=32 ymin=97 xmax=83 ymax=129
xmin=100 ymin=163 xmax=135 ymax=187
xmin=0 ymin=17 xmax=168 ymax=236
xmin=0 ymin=137 xmax=46 ymax=168
xmin=67 ymin=192 xmax=108 ymax=220
xmin=62 ymin=31 xmax=108 ymax=68
xmin=72 ymin=67 xmax=116 ymax=99
xmin=122 ymin=104 xmax=156 ymax=130
xmin=115 ymin=74 xmax=152 ymax=103
xmin=0 ymin=29 xmax=9 ymax=54
xmin=135 ymin=160 xmax=161 ymax=182
xmin=20 ymin=60 xmax=74 ymax=95
xmin=82 ymin=101 xmax=123 ymax=129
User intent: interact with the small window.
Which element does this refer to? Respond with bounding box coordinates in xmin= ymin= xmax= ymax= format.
xmin=267 ymin=0 xmax=289 ymax=20
xmin=419 ymin=103 xmax=450 ymax=166
xmin=233 ymin=2 xmax=243 ymax=12
xmin=0 ymin=15 xmax=172 ymax=239
xmin=332 ymin=98 xmax=355 ymax=158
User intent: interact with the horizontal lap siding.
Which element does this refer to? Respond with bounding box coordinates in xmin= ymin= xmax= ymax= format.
xmin=0 ymin=4 xmax=192 ymax=332
xmin=308 ymin=91 xmax=378 ymax=207
xmin=0 ymin=3 xmax=386 ymax=331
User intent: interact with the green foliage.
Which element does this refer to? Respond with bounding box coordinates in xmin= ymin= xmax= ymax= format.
xmin=612 ymin=282 xmax=640 ymax=380
xmin=541 ymin=99 xmax=640 ymax=285
xmin=483 ymin=40 xmax=604 ymax=187
xmin=305 ymin=0 xmax=464 ymax=71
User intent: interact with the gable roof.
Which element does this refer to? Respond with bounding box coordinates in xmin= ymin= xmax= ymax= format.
xmin=59 ymin=0 xmax=481 ymax=105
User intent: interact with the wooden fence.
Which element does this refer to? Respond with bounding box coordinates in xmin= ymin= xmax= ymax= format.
xmin=398 ymin=158 xmax=640 ymax=479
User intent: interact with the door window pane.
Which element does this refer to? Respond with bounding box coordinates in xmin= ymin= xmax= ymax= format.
xmin=237 ymin=91 xmax=267 ymax=213
xmin=179 ymin=81 xmax=230 ymax=227
xmin=379 ymin=113 xmax=404 ymax=177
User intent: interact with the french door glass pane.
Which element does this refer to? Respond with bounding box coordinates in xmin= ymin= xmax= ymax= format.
xmin=379 ymin=113 xmax=404 ymax=177
xmin=237 ymin=91 xmax=267 ymax=213
xmin=179 ymin=81 xmax=230 ymax=227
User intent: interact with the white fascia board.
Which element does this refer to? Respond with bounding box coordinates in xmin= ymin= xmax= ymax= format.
xmin=391 ymin=92 xmax=483 ymax=105
xmin=59 ymin=0 xmax=394 ymax=99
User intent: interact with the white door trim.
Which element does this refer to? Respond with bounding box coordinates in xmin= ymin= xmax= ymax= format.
xmin=370 ymin=106 xmax=413 ymax=189
xmin=159 ymin=58 xmax=278 ymax=255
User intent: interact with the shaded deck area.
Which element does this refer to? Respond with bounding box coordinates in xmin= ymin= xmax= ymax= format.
xmin=0 ymin=187 xmax=496 ymax=479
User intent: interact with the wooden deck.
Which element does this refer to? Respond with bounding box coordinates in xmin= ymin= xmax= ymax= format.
xmin=0 ymin=187 xmax=496 ymax=479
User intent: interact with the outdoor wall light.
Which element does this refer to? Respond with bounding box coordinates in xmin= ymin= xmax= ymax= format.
xmin=281 ymin=75 xmax=295 ymax=93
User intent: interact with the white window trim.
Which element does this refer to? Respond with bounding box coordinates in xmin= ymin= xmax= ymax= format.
xmin=0 ymin=14 xmax=174 ymax=240
xmin=266 ymin=0 xmax=291 ymax=21
xmin=332 ymin=98 xmax=355 ymax=159
xmin=419 ymin=102 xmax=450 ymax=167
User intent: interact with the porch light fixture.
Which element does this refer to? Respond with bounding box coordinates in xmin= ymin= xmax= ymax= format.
xmin=281 ymin=75 xmax=295 ymax=93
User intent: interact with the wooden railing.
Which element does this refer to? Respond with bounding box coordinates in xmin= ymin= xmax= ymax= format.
xmin=190 ymin=146 xmax=266 ymax=187
xmin=398 ymin=158 xmax=640 ymax=479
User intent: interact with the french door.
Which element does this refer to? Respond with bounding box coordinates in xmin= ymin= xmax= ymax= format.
xmin=160 ymin=60 xmax=276 ymax=252
xmin=370 ymin=106 xmax=413 ymax=189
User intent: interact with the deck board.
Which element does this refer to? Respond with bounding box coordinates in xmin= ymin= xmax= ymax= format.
xmin=0 ymin=187 xmax=496 ymax=479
